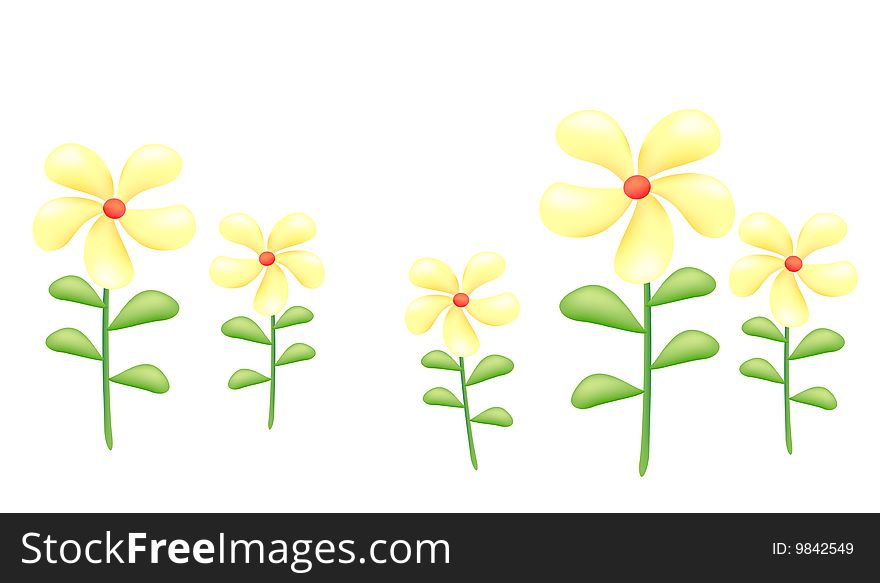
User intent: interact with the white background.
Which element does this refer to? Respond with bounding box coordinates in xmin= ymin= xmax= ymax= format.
xmin=1 ymin=0 xmax=877 ymax=512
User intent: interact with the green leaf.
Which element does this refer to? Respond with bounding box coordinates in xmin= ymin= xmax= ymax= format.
xmin=466 ymin=355 xmax=514 ymax=386
xmin=228 ymin=369 xmax=270 ymax=389
xmin=471 ymin=407 xmax=513 ymax=427
xmin=739 ymin=358 xmax=783 ymax=384
xmin=559 ymin=285 xmax=643 ymax=333
xmin=110 ymin=364 xmax=170 ymax=393
xmin=276 ymin=343 xmax=316 ymax=366
xmin=652 ymin=330 xmax=719 ymax=369
xmin=790 ymin=328 xmax=845 ymax=360
xmin=741 ymin=317 xmax=785 ymax=342
xmin=571 ymin=374 xmax=642 ymax=409
xmin=275 ymin=306 xmax=314 ymax=329
xmin=791 ymin=387 xmax=837 ymax=410
xmin=422 ymin=387 xmax=463 ymax=408
xmin=48 ymin=275 xmax=103 ymax=308
xmin=420 ymin=350 xmax=460 ymax=371
xmin=649 ymin=267 xmax=716 ymax=306
xmin=46 ymin=328 xmax=101 ymax=360
xmin=108 ymin=290 xmax=179 ymax=331
xmin=221 ymin=316 xmax=271 ymax=344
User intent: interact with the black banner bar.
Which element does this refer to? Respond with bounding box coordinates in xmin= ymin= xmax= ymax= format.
xmin=2 ymin=513 xmax=875 ymax=580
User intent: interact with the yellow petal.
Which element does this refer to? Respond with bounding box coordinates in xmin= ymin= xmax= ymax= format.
xmin=799 ymin=262 xmax=857 ymax=297
xmin=209 ymin=257 xmax=262 ymax=288
xmin=45 ymin=144 xmax=114 ymax=199
xmin=409 ymin=258 xmax=459 ymax=294
xmin=555 ymin=111 xmax=634 ymax=180
xmin=770 ymin=271 xmax=808 ymax=328
xmin=614 ymin=196 xmax=673 ymax=284
xmin=268 ymin=213 xmax=317 ymax=252
xmin=33 ymin=197 xmax=102 ymax=250
xmin=219 ymin=213 xmax=265 ymax=253
xmin=729 ymin=255 xmax=783 ymax=296
xmin=637 ymin=110 xmax=721 ymax=178
xmin=84 ymin=216 xmax=133 ymax=289
xmin=650 ymin=173 xmax=734 ymax=237
xmin=405 ymin=295 xmax=452 ymax=334
xmin=540 ymin=183 xmax=631 ymax=238
xmin=443 ymin=307 xmax=479 ymax=357
xmin=738 ymin=212 xmax=792 ymax=256
xmin=253 ymin=265 xmax=288 ymax=316
xmin=117 ymin=145 xmax=183 ymax=203
xmin=461 ymin=252 xmax=505 ymax=294
xmin=119 ymin=205 xmax=195 ymax=250
xmin=275 ymin=250 xmax=325 ymax=288
xmin=796 ymin=213 xmax=848 ymax=259
xmin=466 ymin=293 xmax=519 ymax=326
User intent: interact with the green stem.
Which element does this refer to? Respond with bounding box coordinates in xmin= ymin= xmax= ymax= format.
xmin=102 ymin=288 xmax=113 ymax=450
xmin=458 ymin=357 xmax=478 ymax=470
xmin=268 ymin=315 xmax=276 ymax=430
xmin=638 ymin=282 xmax=652 ymax=476
xmin=784 ymin=327 xmax=792 ymax=454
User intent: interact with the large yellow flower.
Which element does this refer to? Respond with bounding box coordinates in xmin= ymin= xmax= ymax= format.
xmin=209 ymin=213 xmax=325 ymax=316
xmin=730 ymin=213 xmax=857 ymax=327
xmin=540 ymin=110 xmax=734 ymax=283
xmin=33 ymin=144 xmax=196 ymax=289
xmin=405 ymin=253 xmax=519 ymax=357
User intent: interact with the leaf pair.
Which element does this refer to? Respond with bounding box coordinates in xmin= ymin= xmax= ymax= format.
xmin=51 ymin=276 xmax=179 ymax=328
xmin=739 ymin=357 xmax=838 ymax=410
xmin=44 ymin=329 xmax=168 ymax=393
xmin=570 ymin=333 xmax=718 ymax=409
xmin=222 ymin=307 xmax=315 ymax=345
xmin=421 ymin=351 xmax=514 ymax=386
xmin=422 ymin=389 xmax=513 ymax=427
xmin=227 ymin=345 xmax=316 ymax=390
xmin=570 ymin=336 xmax=719 ymax=410
xmin=743 ymin=317 xmax=845 ymax=359
xmin=560 ymin=268 xmax=716 ymax=332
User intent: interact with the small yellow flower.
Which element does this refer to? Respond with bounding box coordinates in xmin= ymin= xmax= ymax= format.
xmin=540 ymin=110 xmax=734 ymax=283
xmin=406 ymin=253 xmax=519 ymax=357
xmin=730 ymin=213 xmax=857 ymax=327
xmin=33 ymin=144 xmax=196 ymax=289
xmin=209 ymin=213 xmax=325 ymax=316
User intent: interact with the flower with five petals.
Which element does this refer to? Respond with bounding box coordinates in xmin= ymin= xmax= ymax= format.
xmin=730 ymin=213 xmax=857 ymax=327
xmin=33 ymin=144 xmax=196 ymax=288
xmin=406 ymin=253 xmax=519 ymax=357
xmin=540 ymin=110 xmax=734 ymax=283
xmin=209 ymin=213 xmax=325 ymax=316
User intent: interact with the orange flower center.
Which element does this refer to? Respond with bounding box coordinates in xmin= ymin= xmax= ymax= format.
xmin=453 ymin=293 xmax=470 ymax=307
xmin=259 ymin=251 xmax=276 ymax=266
xmin=623 ymin=175 xmax=651 ymax=200
xmin=103 ymin=198 xmax=126 ymax=219
xmin=784 ymin=255 xmax=803 ymax=272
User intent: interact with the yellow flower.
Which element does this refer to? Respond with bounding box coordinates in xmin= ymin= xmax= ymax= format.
xmin=405 ymin=253 xmax=519 ymax=357
xmin=730 ymin=213 xmax=857 ymax=327
xmin=33 ymin=144 xmax=196 ymax=289
xmin=540 ymin=110 xmax=734 ymax=283
xmin=209 ymin=213 xmax=325 ymax=316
